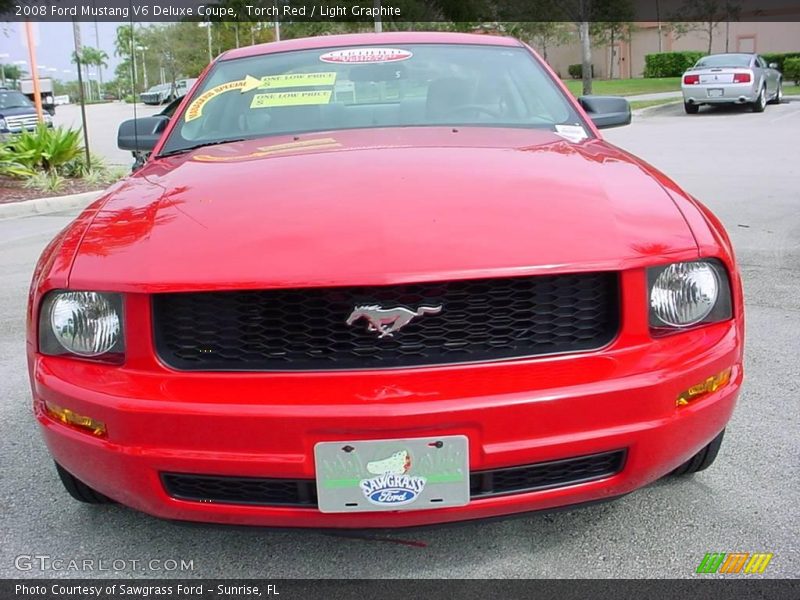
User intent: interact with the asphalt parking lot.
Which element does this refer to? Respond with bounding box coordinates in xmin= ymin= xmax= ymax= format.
xmin=53 ymin=102 xmax=161 ymax=168
xmin=1 ymin=100 xmax=798 ymax=579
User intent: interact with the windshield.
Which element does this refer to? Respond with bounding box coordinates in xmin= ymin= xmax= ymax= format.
xmin=161 ymin=43 xmax=586 ymax=155
xmin=694 ymin=54 xmax=752 ymax=69
xmin=0 ymin=91 xmax=33 ymax=110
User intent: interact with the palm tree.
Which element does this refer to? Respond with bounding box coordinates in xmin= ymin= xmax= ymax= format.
xmin=71 ymin=46 xmax=108 ymax=101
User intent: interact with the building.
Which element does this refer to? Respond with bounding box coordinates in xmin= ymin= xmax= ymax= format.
xmin=541 ymin=21 xmax=800 ymax=80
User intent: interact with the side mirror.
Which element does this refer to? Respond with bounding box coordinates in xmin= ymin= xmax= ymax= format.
xmin=578 ymin=95 xmax=631 ymax=129
xmin=768 ymin=62 xmax=779 ymax=69
xmin=117 ymin=115 xmax=170 ymax=152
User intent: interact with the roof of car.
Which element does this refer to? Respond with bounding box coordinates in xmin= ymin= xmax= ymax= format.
xmin=221 ymin=31 xmax=522 ymax=61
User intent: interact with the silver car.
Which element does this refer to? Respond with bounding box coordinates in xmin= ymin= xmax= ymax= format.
xmin=681 ymin=53 xmax=783 ymax=114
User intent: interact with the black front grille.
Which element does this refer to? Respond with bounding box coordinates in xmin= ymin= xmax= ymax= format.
xmin=152 ymin=273 xmax=619 ymax=371
xmin=161 ymin=450 xmax=625 ymax=508
xmin=162 ymin=473 xmax=318 ymax=507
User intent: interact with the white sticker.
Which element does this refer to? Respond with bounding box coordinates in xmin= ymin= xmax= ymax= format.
xmin=554 ymin=124 xmax=589 ymax=143
xmin=320 ymin=48 xmax=413 ymax=64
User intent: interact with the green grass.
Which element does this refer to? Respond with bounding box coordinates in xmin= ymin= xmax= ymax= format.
xmin=629 ymin=98 xmax=681 ymax=110
xmin=784 ymin=84 xmax=800 ymax=95
xmin=564 ymin=77 xmax=681 ymax=97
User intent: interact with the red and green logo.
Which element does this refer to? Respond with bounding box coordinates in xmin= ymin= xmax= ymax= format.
xmin=696 ymin=553 xmax=774 ymax=574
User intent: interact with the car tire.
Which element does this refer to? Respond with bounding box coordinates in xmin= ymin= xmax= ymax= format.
xmin=684 ymin=102 xmax=699 ymax=114
xmin=769 ymin=81 xmax=783 ymax=105
xmin=671 ymin=429 xmax=725 ymax=476
xmin=752 ymin=85 xmax=767 ymax=112
xmin=55 ymin=462 xmax=113 ymax=504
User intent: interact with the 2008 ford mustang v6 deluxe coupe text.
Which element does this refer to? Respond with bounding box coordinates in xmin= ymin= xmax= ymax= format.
xmin=27 ymin=32 xmax=743 ymax=528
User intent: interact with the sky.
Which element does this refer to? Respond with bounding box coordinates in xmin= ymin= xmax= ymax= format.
xmin=1 ymin=21 xmax=126 ymax=81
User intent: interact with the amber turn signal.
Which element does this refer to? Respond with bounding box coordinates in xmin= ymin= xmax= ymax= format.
xmin=676 ymin=368 xmax=732 ymax=407
xmin=44 ymin=400 xmax=107 ymax=437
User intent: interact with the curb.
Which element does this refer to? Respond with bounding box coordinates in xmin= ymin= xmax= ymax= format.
xmin=632 ymin=100 xmax=681 ymax=117
xmin=0 ymin=190 xmax=104 ymax=220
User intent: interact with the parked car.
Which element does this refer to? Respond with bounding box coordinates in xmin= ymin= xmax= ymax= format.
xmin=30 ymin=33 xmax=743 ymax=529
xmin=0 ymin=88 xmax=53 ymax=138
xmin=681 ymin=52 xmax=782 ymax=114
xmin=139 ymin=83 xmax=172 ymax=105
xmin=139 ymin=79 xmax=197 ymax=105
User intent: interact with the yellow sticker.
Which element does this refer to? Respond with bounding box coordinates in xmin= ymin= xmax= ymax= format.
xmin=194 ymin=138 xmax=341 ymax=162
xmin=250 ymin=90 xmax=332 ymax=109
xmin=258 ymin=72 xmax=337 ymax=89
xmin=184 ymin=76 xmax=262 ymax=122
xmin=185 ymin=74 xmax=336 ymax=122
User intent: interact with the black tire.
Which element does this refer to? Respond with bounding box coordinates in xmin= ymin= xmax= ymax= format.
xmin=769 ymin=80 xmax=783 ymax=105
xmin=55 ymin=462 xmax=113 ymax=504
xmin=752 ymin=85 xmax=767 ymax=112
xmin=671 ymin=429 xmax=725 ymax=476
xmin=684 ymin=102 xmax=699 ymax=114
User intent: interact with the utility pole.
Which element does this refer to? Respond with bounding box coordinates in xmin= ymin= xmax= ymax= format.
xmin=374 ymin=0 xmax=382 ymax=33
xmin=274 ymin=0 xmax=281 ymax=41
xmin=24 ymin=22 xmax=44 ymax=123
xmin=72 ymin=20 xmax=91 ymax=171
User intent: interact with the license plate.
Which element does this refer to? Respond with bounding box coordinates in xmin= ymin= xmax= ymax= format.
xmin=314 ymin=435 xmax=469 ymax=513
xmin=708 ymin=88 xmax=724 ymax=97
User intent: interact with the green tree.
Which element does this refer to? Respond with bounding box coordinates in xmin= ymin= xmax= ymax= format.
xmin=1 ymin=63 xmax=25 ymax=87
xmin=672 ymin=0 xmax=742 ymax=54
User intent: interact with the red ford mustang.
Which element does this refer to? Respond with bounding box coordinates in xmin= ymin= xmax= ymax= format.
xmin=27 ymin=32 xmax=744 ymax=528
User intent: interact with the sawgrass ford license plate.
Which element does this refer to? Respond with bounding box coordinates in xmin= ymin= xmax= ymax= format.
xmin=314 ymin=435 xmax=469 ymax=513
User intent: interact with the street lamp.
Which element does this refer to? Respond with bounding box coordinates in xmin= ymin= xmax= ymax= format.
xmin=135 ymin=45 xmax=149 ymax=89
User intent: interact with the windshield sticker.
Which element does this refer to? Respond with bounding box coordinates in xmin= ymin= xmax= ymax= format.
xmin=193 ymin=138 xmax=341 ymax=162
xmin=185 ymin=74 xmax=337 ymax=122
xmin=250 ymin=90 xmax=332 ymax=109
xmin=319 ymin=48 xmax=412 ymax=64
xmin=258 ymin=72 xmax=337 ymax=88
xmin=554 ymin=124 xmax=589 ymax=143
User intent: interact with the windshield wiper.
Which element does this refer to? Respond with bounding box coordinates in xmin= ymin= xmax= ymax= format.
xmin=158 ymin=138 xmax=245 ymax=158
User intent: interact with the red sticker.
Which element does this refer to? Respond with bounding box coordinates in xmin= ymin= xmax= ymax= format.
xmin=319 ymin=48 xmax=413 ymax=64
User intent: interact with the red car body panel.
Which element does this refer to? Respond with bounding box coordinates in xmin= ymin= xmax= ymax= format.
xmin=27 ymin=32 xmax=744 ymax=528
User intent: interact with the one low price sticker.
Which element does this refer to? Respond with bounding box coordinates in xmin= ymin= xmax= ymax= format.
xmin=250 ymin=90 xmax=333 ymax=109
xmin=185 ymin=73 xmax=337 ymax=122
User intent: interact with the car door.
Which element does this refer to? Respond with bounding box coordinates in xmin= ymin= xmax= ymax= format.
xmin=757 ymin=56 xmax=776 ymax=94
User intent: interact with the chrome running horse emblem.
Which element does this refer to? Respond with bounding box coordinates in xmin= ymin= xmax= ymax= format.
xmin=346 ymin=304 xmax=443 ymax=338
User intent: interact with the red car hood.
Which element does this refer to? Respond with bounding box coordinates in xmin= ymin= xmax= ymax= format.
xmin=70 ymin=128 xmax=698 ymax=292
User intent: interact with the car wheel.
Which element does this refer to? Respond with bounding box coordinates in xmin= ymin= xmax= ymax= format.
xmin=684 ymin=102 xmax=699 ymax=114
xmin=769 ymin=81 xmax=783 ymax=105
xmin=671 ymin=429 xmax=725 ymax=476
xmin=752 ymin=86 xmax=767 ymax=112
xmin=55 ymin=462 xmax=113 ymax=504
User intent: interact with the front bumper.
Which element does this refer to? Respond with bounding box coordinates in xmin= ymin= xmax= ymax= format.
xmin=32 ymin=313 xmax=742 ymax=528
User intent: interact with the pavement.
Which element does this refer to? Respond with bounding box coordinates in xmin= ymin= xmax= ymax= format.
xmin=1 ymin=100 xmax=798 ymax=579
xmin=52 ymin=101 xmax=161 ymax=168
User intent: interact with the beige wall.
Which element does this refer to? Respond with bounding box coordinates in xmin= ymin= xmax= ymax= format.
xmin=532 ymin=22 xmax=800 ymax=80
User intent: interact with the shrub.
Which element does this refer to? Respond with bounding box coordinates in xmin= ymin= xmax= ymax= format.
xmin=761 ymin=52 xmax=800 ymax=73
xmin=783 ymin=57 xmax=800 ymax=85
xmin=10 ymin=126 xmax=83 ymax=173
xmin=568 ymin=63 xmax=595 ymax=79
xmin=644 ymin=51 xmax=705 ymax=78
xmin=23 ymin=171 xmax=66 ymax=194
xmin=0 ymin=145 xmax=36 ymax=178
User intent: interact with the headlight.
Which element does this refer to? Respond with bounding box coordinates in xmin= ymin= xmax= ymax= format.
xmin=39 ymin=291 xmax=124 ymax=360
xmin=648 ymin=260 xmax=732 ymax=330
xmin=0 ymin=118 xmax=6 ymax=131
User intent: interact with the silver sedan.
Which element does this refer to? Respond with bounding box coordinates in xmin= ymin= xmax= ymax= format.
xmin=681 ymin=53 xmax=783 ymax=114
